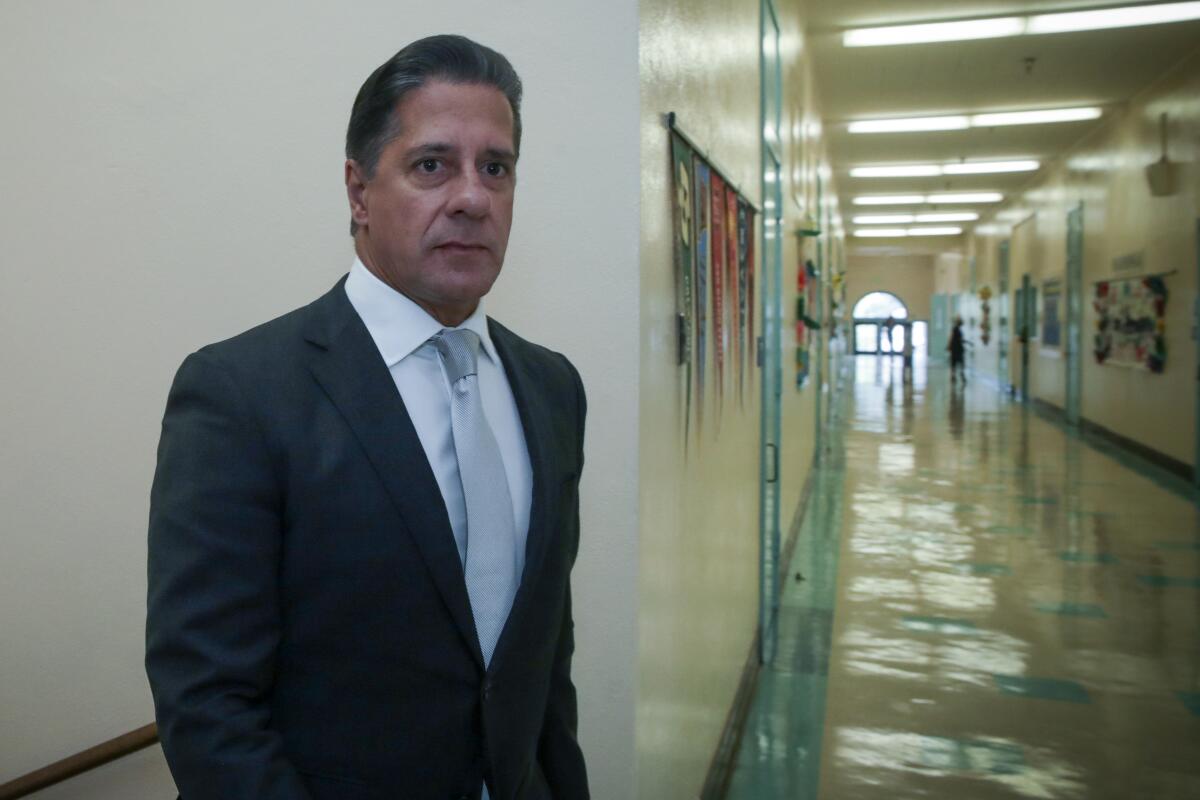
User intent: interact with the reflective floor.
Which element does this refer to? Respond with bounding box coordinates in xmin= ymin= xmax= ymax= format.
xmin=728 ymin=356 xmax=1200 ymax=799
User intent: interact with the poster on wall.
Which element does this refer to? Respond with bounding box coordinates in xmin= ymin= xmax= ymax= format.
xmin=711 ymin=172 xmax=727 ymax=414
xmin=692 ymin=158 xmax=711 ymax=431
xmin=669 ymin=133 xmax=694 ymax=436
xmin=1093 ymin=275 xmax=1168 ymax=372
xmin=1042 ymin=279 xmax=1062 ymax=347
xmin=726 ymin=184 xmax=741 ymax=408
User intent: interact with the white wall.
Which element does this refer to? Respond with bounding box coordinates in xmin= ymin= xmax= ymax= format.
xmin=0 ymin=1 xmax=640 ymax=796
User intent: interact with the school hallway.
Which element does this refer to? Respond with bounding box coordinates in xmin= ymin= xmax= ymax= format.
xmin=727 ymin=355 xmax=1200 ymax=800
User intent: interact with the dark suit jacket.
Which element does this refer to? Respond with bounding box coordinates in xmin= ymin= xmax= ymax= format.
xmin=146 ymin=278 xmax=589 ymax=800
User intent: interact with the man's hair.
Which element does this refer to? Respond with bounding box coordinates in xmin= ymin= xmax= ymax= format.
xmin=346 ymin=34 xmax=523 ymax=236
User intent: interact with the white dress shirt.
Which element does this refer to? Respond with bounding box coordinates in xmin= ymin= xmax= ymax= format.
xmin=343 ymin=257 xmax=532 ymax=585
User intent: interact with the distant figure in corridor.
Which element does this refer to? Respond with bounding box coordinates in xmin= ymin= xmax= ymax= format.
xmin=948 ymin=316 xmax=966 ymax=385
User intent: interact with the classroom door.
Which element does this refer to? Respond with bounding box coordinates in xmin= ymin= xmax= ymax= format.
xmin=757 ymin=0 xmax=783 ymax=665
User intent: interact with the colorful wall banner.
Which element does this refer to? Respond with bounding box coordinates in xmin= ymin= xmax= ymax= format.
xmin=693 ymin=158 xmax=710 ymax=430
xmin=710 ymin=172 xmax=727 ymax=412
xmin=668 ymin=129 xmax=758 ymax=437
xmin=1093 ymin=275 xmax=1168 ymax=372
xmin=725 ymin=184 xmax=740 ymax=407
xmin=669 ymin=133 xmax=694 ymax=437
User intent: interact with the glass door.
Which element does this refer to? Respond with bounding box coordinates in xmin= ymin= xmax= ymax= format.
xmin=757 ymin=0 xmax=783 ymax=665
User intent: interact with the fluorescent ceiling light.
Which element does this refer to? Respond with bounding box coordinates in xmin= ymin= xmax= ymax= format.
xmin=853 ymin=160 xmax=1039 ymax=177
xmin=849 ymin=116 xmax=968 ymax=133
xmin=908 ymin=227 xmax=963 ymax=236
xmin=855 ymin=193 xmax=1001 ymax=205
xmin=851 ymin=107 xmax=1099 ymax=134
xmin=855 ymin=229 xmax=909 ymax=237
xmin=927 ymin=192 xmax=1003 ymax=203
xmin=851 ymin=165 xmax=942 ymax=178
xmin=845 ymin=17 xmax=1024 ymax=46
xmin=854 ymin=227 xmax=963 ymax=237
xmin=853 ymin=195 xmax=926 ymax=205
xmin=1028 ymin=2 xmax=1200 ymax=34
xmin=844 ymin=3 xmax=1200 ymax=47
xmin=942 ymin=159 xmax=1039 ymax=174
xmin=916 ymin=212 xmax=979 ymax=222
xmin=854 ymin=214 xmax=915 ymax=224
xmin=972 ymin=108 xmax=1101 ymax=126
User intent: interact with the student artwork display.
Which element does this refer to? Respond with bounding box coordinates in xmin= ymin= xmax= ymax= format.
xmin=668 ymin=129 xmax=758 ymax=438
xmin=1042 ymin=279 xmax=1062 ymax=347
xmin=795 ymin=258 xmax=820 ymax=389
xmin=1093 ymin=275 xmax=1168 ymax=372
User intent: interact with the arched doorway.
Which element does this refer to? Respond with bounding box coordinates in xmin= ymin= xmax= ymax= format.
xmin=852 ymin=291 xmax=921 ymax=355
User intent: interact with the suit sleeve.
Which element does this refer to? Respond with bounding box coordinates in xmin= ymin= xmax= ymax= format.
xmin=537 ymin=355 xmax=590 ymax=799
xmin=146 ymin=350 xmax=311 ymax=800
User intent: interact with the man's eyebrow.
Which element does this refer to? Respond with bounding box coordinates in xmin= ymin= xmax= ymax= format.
xmin=481 ymin=147 xmax=517 ymax=162
xmin=403 ymin=142 xmax=455 ymax=159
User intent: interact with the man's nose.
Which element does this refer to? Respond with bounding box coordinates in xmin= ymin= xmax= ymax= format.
xmin=446 ymin=169 xmax=490 ymax=218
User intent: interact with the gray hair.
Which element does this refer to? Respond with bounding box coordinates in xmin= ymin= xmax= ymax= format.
xmin=345 ymin=34 xmax=523 ymax=236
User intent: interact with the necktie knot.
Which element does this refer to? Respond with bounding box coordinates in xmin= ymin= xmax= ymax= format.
xmin=434 ymin=328 xmax=480 ymax=384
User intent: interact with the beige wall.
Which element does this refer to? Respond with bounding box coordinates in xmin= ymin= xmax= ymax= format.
xmin=638 ymin=0 xmax=840 ymax=796
xmin=846 ymin=253 xmax=936 ymax=320
xmin=0 ymin=1 xmax=640 ymax=796
xmin=958 ymin=46 xmax=1200 ymax=466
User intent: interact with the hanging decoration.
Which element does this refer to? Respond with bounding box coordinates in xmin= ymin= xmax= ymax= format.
xmin=668 ymin=121 xmax=759 ymax=441
xmin=795 ymin=256 xmax=820 ymax=389
xmin=1093 ymin=274 xmax=1169 ymax=372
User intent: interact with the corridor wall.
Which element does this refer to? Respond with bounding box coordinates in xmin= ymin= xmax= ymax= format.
xmin=0 ymin=1 xmax=640 ymax=797
xmin=845 ymin=253 xmax=936 ymax=320
xmin=639 ymin=0 xmax=842 ymax=795
xmin=960 ymin=44 xmax=1200 ymax=468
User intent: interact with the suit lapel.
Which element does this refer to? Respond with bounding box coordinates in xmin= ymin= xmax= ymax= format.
xmin=303 ymin=281 xmax=484 ymax=667
xmin=488 ymin=320 xmax=560 ymax=668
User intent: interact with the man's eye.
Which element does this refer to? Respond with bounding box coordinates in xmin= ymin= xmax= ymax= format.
xmin=483 ymin=162 xmax=508 ymax=177
xmin=417 ymin=159 xmax=440 ymax=173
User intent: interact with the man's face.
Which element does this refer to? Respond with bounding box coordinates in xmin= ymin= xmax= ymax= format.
xmin=347 ymin=80 xmax=516 ymax=326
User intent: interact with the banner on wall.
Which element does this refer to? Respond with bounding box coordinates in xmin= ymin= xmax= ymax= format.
xmin=1093 ymin=275 xmax=1169 ymax=372
xmin=710 ymin=172 xmax=727 ymax=415
xmin=668 ymin=124 xmax=759 ymax=441
xmin=692 ymin=158 xmax=710 ymax=431
xmin=1042 ymin=279 xmax=1062 ymax=347
xmin=669 ymin=133 xmax=695 ymax=441
xmin=726 ymin=184 xmax=740 ymax=408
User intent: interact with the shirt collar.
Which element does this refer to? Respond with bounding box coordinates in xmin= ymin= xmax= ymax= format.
xmin=344 ymin=257 xmax=499 ymax=367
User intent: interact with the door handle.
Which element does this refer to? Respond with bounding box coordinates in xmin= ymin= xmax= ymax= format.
xmin=765 ymin=443 xmax=779 ymax=483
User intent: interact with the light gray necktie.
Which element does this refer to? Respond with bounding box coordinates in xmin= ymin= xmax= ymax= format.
xmin=433 ymin=329 xmax=519 ymax=668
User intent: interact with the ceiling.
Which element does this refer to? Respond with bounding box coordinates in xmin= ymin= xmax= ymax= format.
xmin=802 ymin=0 xmax=1200 ymax=254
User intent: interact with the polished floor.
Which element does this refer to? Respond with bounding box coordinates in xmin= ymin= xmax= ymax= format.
xmin=727 ymin=356 xmax=1200 ymax=799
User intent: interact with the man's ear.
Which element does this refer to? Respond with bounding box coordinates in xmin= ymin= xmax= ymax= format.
xmin=345 ymin=159 xmax=370 ymax=230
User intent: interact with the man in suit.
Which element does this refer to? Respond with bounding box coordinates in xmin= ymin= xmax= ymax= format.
xmin=146 ymin=35 xmax=589 ymax=800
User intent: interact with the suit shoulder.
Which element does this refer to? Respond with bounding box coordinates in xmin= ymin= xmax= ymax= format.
xmin=189 ymin=281 xmax=343 ymax=375
xmin=488 ymin=318 xmax=581 ymax=388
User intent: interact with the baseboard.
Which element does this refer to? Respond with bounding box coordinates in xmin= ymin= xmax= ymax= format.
xmin=698 ymin=629 xmax=761 ymax=800
xmin=1031 ymin=398 xmax=1194 ymax=486
xmin=699 ymin=459 xmax=819 ymax=800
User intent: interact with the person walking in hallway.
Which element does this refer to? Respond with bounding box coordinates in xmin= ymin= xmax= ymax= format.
xmin=146 ymin=35 xmax=589 ymax=800
xmin=948 ymin=315 xmax=966 ymax=386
